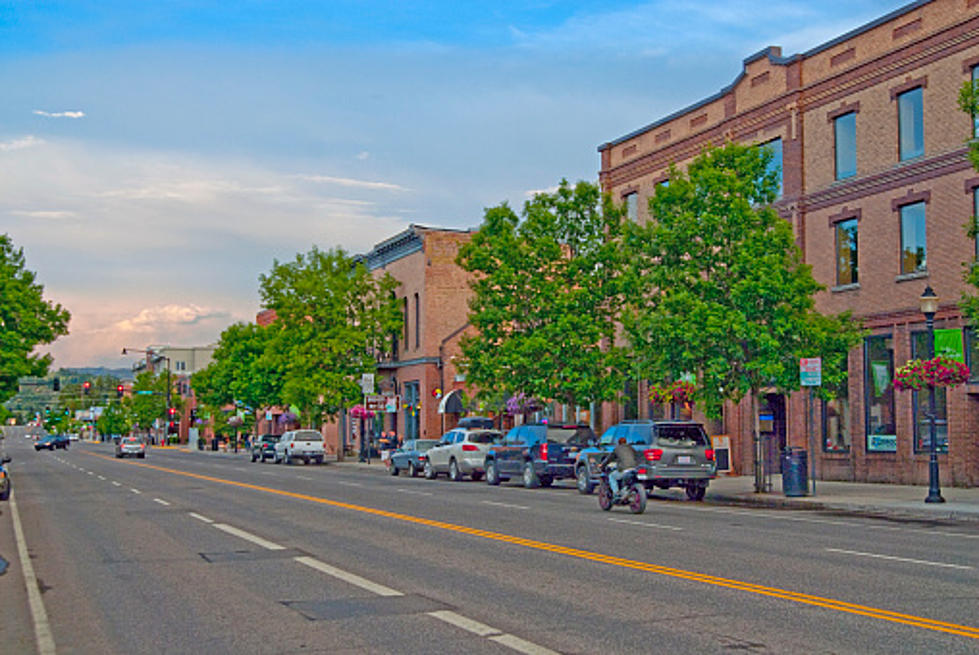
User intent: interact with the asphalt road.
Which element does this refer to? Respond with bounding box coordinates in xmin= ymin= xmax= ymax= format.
xmin=2 ymin=433 xmax=979 ymax=654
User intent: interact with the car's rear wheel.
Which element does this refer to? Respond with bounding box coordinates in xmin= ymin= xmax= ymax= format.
xmin=251 ymin=453 xmax=258 ymax=462
xmin=0 ymin=486 xmax=9 ymax=501
xmin=449 ymin=459 xmax=463 ymax=482
xmin=576 ymin=466 xmax=595 ymax=495
xmin=522 ymin=462 xmax=540 ymax=489
xmin=408 ymin=462 xmax=418 ymax=477
xmin=685 ymin=482 xmax=706 ymax=501
xmin=424 ymin=461 xmax=436 ymax=479
xmin=485 ymin=460 xmax=500 ymax=485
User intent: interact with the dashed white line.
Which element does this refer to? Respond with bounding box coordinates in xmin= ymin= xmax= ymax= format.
xmin=337 ymin=481 xmax=363 ymax=488
xmin=481 ymin=500 xmax=529 ymax=510
xmin=608 ymin=518 xmax=683 ymax=531
xmin=153 ymin=498 xmax=171 ymax=506
xmin=97 ymin=475 xmax=106 ymax=480
xmin=213 ymin=523 xmax=285 ymax=551
xmin=130 ymin=488 xmax=141 ymax=494
xmin=825 ymin=548 xmax=974 ymax=570
xmin=296 ymin=475 xmax=312 ymax=481
xmin=294 ymin=556 xmax=402 ymax=596
xmin=428 ymin=610 xmax=500 ymax=636
xmin=490 ymin=633 xmax=560 ymax=655
xmin=87 ymin=471 xmax=94 ymax=476
xmin=189 ymin=512 xmax=214 ymax=524
xmin=111 ymin=481 xmax=122 ymax=487
xmin=396 ymin=488 xmax=433 ymax=497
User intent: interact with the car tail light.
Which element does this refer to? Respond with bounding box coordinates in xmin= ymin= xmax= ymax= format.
xmin=461 ymin=444 xmax=478 ymax=452
xmin=636 ymin=467 xmax=647 ymax=475
xmin=418 ymin=454 xmax=427 ymax=461
xmin=644 ymin=448 xmax=663 ymax=462
xmin=704 ymin=449 xmax=714 ymax=461
xmin=540 ymin=443 xmax=549 ymax=460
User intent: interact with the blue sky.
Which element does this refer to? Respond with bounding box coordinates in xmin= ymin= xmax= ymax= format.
xmin=1 ymin=0 xmax=909 ymax=367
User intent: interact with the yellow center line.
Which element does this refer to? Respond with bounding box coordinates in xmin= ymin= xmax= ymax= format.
xmin=87 ymin=451 xmax=979 ymax=640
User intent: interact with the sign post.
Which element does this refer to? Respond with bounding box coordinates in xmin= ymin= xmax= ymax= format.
xmin=800 ymin=358 xmax=822 ymax=494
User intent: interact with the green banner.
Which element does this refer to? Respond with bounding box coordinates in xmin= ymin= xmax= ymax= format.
xmin=870 ymin=361 xmax=891 ymax=396
xmin=933 ymin=328 xmax=964 ymax=362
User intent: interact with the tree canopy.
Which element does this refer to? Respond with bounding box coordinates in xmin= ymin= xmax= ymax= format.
xmin=192 ymin=322 xmax=280 ymax=412
xmin=456 ymin=180 xmax=628 ymax=409
xmin=622 ymin=142 xmax=863 ymax=416
xmin=0 ymin=234 xmax=70 ymax=404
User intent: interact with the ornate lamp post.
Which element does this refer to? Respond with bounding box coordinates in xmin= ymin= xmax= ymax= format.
xmin=919 ymin=286 xmax=945 ymax=504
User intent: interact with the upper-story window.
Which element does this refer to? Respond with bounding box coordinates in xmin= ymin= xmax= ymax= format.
xmin=898 ymin=87 xmax=924 ymax=161
xmin=835 ymin=218 xmax=858 ymax=285
xmin=624 ymin=192 xmax=638 ymax=222
xmin=413 ymin=293 xmax=420 ymax=350
xmin=899 ymin=201 xmax=927 ymax=274
xmin=762 ymin=138 xmax=782 ymax=197
xmin=834 ymin=112 xmax=857 ymax=180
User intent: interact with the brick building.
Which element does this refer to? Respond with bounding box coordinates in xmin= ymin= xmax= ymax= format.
xmin=598 ymin=0 xmax=979 ymax=485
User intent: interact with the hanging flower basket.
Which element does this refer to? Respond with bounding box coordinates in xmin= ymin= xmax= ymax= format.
xmin=650 ymin=380 xmax=695 ymax=405
xmin=277 ymin=411 xmax=299 ymax=426
xmin=350 ymin=405 xmax=374 ymax=419
xmin=505 ymin=392 xmax=543 ymax=416
xmin=894 ymin=356 xmax=970 ymax=391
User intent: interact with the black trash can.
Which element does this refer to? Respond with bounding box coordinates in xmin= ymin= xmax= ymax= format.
xmin=211 ymin=438 xmax=219 ymax=452
xmin=781 ymin=447 xmax=808 ymax=497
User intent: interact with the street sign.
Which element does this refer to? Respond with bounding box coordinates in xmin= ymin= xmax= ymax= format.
xmin=360 ymin=373 xmax=375 ymax=394
xmin=136 ymin=390 xmax=154 ymax=395
xmin=384 ymin=395 xmax=400 ymax=413
xmin=364 ymin=394 xmax=387 ymax=412
xmin=800 ymin=357 xmax=822 ymax=386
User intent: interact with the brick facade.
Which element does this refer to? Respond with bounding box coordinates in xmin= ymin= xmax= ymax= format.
xmin=598 ymin=0 xmax=979 ymax=486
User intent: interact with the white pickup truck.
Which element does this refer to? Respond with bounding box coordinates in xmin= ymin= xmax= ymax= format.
xmin=274 ymin=429 xmax=326 ymax=465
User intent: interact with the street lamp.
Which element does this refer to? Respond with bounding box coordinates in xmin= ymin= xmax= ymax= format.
xmin=122 ymin=347 xmax=172 ymax=445
xmin=919 ymin=286 xmax=945 ymax=504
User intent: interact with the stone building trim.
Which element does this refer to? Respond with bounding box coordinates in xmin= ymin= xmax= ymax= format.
xmin=890 ymin=188 xmax=932 ymax=212
xmin=963 ymin=175 xmax=979 ymax=193
xmin=827 ymin=206 xmax=862 ymax=228
xmin=619 ymin=183 xmax=640 ymax=199
xmin=830 ymin=47 xmax=856 ymax=67
xmin=826 ymin=101 xmax=861 ymax=122
xmin=961 ymin=53 xmax=979 ymax=73
xmin=892 ymin=17 xmax=923 ymax=41
xmin=888 ymin=75 xmax=928 ymax=100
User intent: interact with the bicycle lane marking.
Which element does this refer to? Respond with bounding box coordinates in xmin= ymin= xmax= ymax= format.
xmin=84 ymin=451 xmax=979 ymax=641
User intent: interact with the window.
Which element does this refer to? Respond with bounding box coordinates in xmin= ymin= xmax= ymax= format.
xmin=911 ymin=331 xmax=948 ymax=453
xmin=864 ymin=335 xmax=896 ymax=452
xmin=624 ymin=192 xmax=638 ymax=222
xmin=402 ymin=381 xmax=420 ymax=441
xmin=413 ymin=293 xmax=420 ymax=349
xmin=402 ymin=297 xmax=408 ymax=347
xmin=899 ymin=201 xmax=927 ymax=274
xmin=822 ymin=363 xmax=851 ymax=453
xmin=834 ymin=112 xmax=857 ymax=180
xmin=835 ymin=218 xmax=858 ymax=285
xmin=898 ymin=87 xmax=924 ymax=160
xmin=762 ymin=138 xmax=782 ymax=197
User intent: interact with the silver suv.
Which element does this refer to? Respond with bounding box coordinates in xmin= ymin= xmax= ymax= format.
xmin=576 ymin=420 xmax=716 ymax=500
xmin=424 ymin=428 xmax=503 ymax=481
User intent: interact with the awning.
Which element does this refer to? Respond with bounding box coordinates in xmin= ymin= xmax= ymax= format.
xmin=438 ymin=388 xmax=464 ymax=414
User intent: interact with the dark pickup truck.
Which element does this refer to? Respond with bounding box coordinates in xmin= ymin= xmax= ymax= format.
xmin=484 ymin=423 xmax=595 ymax=488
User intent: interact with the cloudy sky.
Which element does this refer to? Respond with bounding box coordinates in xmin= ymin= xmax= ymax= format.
xmin=2 ymin=0 xmax=908 ymax=368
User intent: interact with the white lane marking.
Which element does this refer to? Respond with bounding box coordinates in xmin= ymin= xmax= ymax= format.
xmin=234 ymin=467 xmax=247 ymax=472
xmin=608 ymin=518 xmax=683 ymax=531
xmin=130 ymin=488 xmax=141 ymax=494
xmin=490 ymin=633 xmax=561 ymax=655
xmin=337 ymin=481 xmax=363 ymax=487
xmin=97 ymin=475 xmax=106 ymax=480
xmin=481 ymin=500 xmax=529 ymax=510
xmin=213 ymin=523 xmax=285 ymax=551
xmin=427 ymin=610 xmax=500 ymax=637
xmin=825 ymin=548 xmax=974 ymax=570
xmin=111 ymin=481 xmax=122 ymax=487
xmin=189 ymin=512 xmax=214 ymax=523
xmin=294 ymin=556 xmax=402 ymax=596
xmin=396 ymin=488 xmax=433 ymax=497
xmin=153 ymin=498 xmax=171 ymax=506
xmin=9 ymin=492 xmax=57 ymax=655
xmin=297 ymin=475 xmax=312 ymax=481
xmin=87 ymin=471 xmax=94 ymax=475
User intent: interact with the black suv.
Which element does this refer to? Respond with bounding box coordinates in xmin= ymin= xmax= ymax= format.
xmin=484 ymin=423 xmax=595 ymax=488
xmin=250 ymin=434 xmax=280 ymax=462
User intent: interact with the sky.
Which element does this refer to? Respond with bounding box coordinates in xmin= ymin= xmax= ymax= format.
xmin=1 ymin=0 xmax=910 ymax=369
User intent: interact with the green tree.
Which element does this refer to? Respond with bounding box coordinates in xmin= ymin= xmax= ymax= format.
xmin=0 ymin=234 xmax=71 ymax=404
xmin=192 ymin=322 xmax=280 ymax=412
xmin=259 ymin=246 xmax=401 ymax=426
xmin=957 ymin=80 xmax=979 ymax=324
xmin=126 ymin=370 xmax=182 ymax=437
xmin=457 ymin=180 xmax=628 ymax=410
xmin=97 ymin=402 xmax=131 ymax=437
xmin=622 ymin=142 xmax=863 ymax=418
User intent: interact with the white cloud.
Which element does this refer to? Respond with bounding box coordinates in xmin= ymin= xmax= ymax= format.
xmin=295 ymin=174 xmax=408 ymax=191
xmin=524 ymin=185 xmax=559 ymax=198
xmin=33 ymin=109 xmax=86 ymax=118
xmin=0 ymin=135 xmax=44 ymax=151
xmin=356 ymin=151 xmax=370 ymax=160
xmin=10 ymin=209 xmax=77 ymax=219
xmin=114 ymin=304 xmax=230 ymax=332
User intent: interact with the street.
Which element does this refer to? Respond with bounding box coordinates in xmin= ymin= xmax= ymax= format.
xmin=2 ymin=435 xmax=979 ymax=654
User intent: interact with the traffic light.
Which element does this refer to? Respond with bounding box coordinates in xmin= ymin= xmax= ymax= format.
xmin=116 ymin=384 xmax=124 ymax=398
xmin=52 ymin=378 xmax=60 ymax=392
xmin=45 ymin=406 xmax=50 ymax=415
xmin=167 ymin=421 xmax=177 ymax=434
xmin=168 ymin=407 xmax=177 ymax=417
xmin=82 ymin=381 xmax=91 ymax=395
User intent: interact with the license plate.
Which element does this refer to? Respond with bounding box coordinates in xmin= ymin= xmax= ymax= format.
xmin=677 ymin=455 xmax=692 ymax=464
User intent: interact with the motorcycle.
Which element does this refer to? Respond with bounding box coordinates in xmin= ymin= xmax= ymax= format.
xmin=597 ymin=466 xmax=647 ymax=514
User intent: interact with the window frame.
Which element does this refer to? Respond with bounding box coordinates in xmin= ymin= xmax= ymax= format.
xmin=864 ymin=334 xmax=897 ymax=453
xmin=623 ymin=191 xmax=639 ymax=222
xmin=833 ymin=111 xmax=857 ymax=180
xmin=835 ymin=217 xmax=859 ymax=286
xmin=910 ymin=330 xmax=949 ymax=454
xmin=899 ymin=201 xmax=927 ymax=275
xmin=897 ymin=86 xmax=924 ymax=161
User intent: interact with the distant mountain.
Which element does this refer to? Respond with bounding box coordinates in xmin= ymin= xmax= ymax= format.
xmin=57 ymin=367 xmax=135 ymax=381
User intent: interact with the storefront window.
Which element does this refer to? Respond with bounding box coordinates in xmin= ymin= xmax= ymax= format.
xmin=911 ymin=331 xmax=948 ymax=454
xmin=864 ymin=335 xmax=896 ymax=452
xmin=822 ymin=367 xmax=850 ymax=453
xmin=403 ymin=381 xmax=420 ymax=440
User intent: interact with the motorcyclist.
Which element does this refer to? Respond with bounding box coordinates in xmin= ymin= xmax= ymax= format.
xmin=600 ymin=436 xmax=639 ymax=499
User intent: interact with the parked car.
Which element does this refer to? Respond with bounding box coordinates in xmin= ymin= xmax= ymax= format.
xmin=484 ymin=423 xmax=595 ymax=488
xmin=34 ymin=435 xmax=67 ymax=451
xmin=0 ymin=454 xmax=11 ymax=501
xmin=456 ymin=416 xmax=496 ymax=429
xmin=250 ymin=434 xmax=280 ymax=463
xmin=115 ymin=436 xmax=147 ymax=458
xmin=274 ymin=429 xmax=326 ymax=465
xmin=574 ymin=420 xmax=716 ymax=500
xmin=424 ymin=428 xmax=503 ymax=481
xmin=388 ymin=439 xmax=438 ymax=477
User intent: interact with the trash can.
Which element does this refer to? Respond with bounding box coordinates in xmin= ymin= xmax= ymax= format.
xmin=211 ymin=438 xmax=219 ymax=452
xmin=781 ymin=447 xmax=808 ymax=497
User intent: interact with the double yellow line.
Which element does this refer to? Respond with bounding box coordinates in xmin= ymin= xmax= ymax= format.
xmin=89 ymin=452 xmax=979 ymax=640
